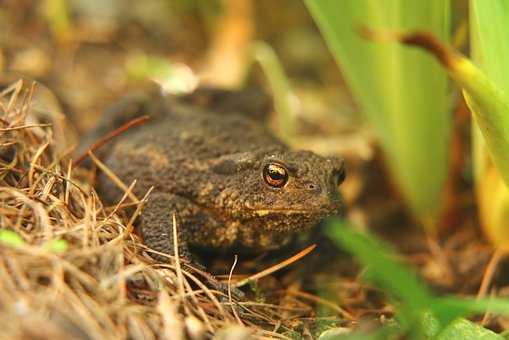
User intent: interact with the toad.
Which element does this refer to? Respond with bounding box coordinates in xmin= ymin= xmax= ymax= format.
xmin=91 ymin=88 xmax=346 ymax=262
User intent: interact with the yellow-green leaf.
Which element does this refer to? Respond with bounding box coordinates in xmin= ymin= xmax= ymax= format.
xmin=0 ymin=230 xmax=25 ymax=247
xmin=43 ymin=239 xmax=68 ymax=253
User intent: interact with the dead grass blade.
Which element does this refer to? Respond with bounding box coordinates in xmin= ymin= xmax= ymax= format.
xmin=234 ymin=244 xmax=316 ymax=288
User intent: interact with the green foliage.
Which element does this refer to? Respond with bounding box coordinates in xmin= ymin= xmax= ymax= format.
xmin=304 ymin=0 xmax=451 ymax=226
xmin=125 ymin=52 xmax=197 ymax=94
xmin=470 ymin=1 xmax=509 ymax=94
xmin=252 ymin=41 xmax=296 ymax=143
xmin=42 ymin=0 xmax=72 ymax=41
xmin=468 ymin=0 xmax=509 ymax=245
xmin=384 ymin=1 xmax=509 ymax=246
xmin=325 ymin=219 xmax=509 ymax=338
xmin=0 ymin=230 xmax=25 ymax=247
xmin=436 ymin=318 xmax=503 ymax=340
xmin=0 ymin=230 xmax=68 ymax=253
xmin=43 ymin=239 xmax=68 ymax=253
xmin=469 ymin=1 xmax=509 ymax=172
xmin=446 ymin=54 xmax=509 ymax=189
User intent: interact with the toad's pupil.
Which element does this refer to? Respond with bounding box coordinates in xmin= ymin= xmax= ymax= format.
xmin=269 ymin=167 xmax=284 ymax=179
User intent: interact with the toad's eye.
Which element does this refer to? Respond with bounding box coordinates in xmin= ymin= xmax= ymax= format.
xmin=263 ymin=163 xmax=289 ymax=188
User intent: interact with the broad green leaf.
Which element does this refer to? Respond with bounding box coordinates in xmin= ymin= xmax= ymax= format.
xmin=469 ymin=0 xmax=509 ymax=247
xmin=305 ymin=0 xmax=451 ymax=226
xmin=470 ymin=1 xmax=509 ymax=99
xmin=469 ymin=0 xmax=509 ymax=182
xmin=451 ymin=58 xmax=509 ymax=189
xmin=436 ymin=318 xmax=503 ymax=340
xmin=0 ymin=230 xmax=25 ymax=247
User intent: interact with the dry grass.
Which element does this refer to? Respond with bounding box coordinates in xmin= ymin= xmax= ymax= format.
xmin=0 ymin=81 xmax=317 ymax=340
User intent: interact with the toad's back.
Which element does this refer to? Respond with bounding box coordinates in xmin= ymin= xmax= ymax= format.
xmin=128 ymin=107 xmax=283 ymax=160
xmin=101 ymin=106 xmax=285 ymax=200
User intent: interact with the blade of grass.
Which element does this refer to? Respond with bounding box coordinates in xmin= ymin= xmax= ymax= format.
xmin=325 ymin=219 xmax=433 ymax=332
xmin=251 ymin=41 xmax=297 ymax=143
xmin=326 ymin=219 xmax=509 ymax=336
xmin=43 ymin=0 xmax=72 ymax=43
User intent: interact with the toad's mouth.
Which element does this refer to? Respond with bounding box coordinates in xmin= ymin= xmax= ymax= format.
xmin=252 ymin=209 xmax=324 ymax=216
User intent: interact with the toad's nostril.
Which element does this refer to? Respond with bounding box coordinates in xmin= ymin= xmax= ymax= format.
xmin=308 ymin=183 xmax=317 ymax=190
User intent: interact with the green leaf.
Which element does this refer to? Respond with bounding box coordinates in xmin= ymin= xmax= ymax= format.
xmin=326 ymin=219 xmax=509 ymax=337
xmin=0 ymin=230 xmax=25 ymax=247
xmin=469 ymin=0 xmax=509 ymax=182
xmin=432 ymin=297 xmax=509 ymax=327
xmin=251 ymin=41 xmax=296 ymax=143
xmin=42 ymin=239 xmax=68 ymax=253
xmin=125 ymin=52 xmax=197 ymax=94
xmin=470 ymin=1 xmax=509 ymax=97
xmin=421 ymin=311 xmax=441 ymax=338
xmin=451 ymin=58 xmax=509 ymax=189
xmin=436 ymin=318 xmax=503 ymax=340
xmin=325 ymin=219 xmax=433 ymax=330
xmin=468 ymin=0 xmax=509 ymax=247
xmin=304 ymin=0 xmax=451 ymax=225
xmin=43 ymin=0 xmax=72 ymax=41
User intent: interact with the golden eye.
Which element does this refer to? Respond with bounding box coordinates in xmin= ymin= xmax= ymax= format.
xmin=263 ymin=163 xmax=288 ymax=188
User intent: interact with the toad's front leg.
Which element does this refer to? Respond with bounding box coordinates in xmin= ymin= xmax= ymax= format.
xmin=139 ymin=192 xmax=245 ymax=298
xmin=139 ymin=192 xmax=197 ymax=263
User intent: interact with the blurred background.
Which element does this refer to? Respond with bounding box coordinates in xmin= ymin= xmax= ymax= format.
xmin=0 ymin=0 xmax=353 ymax=130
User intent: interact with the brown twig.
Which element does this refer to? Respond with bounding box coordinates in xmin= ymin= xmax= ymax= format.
xmin=478 ymin=248 xmax=506 ymax=326
xmin=478 ymin=247 xmax=506 ymax=300
xmin=282 ymin=290 xmax=355 ymax=320
xmin=234 ymin=244 xmax=316 ymax=288
xmin=359 ymin=26 xmax=457 ymax=69
xmin=0 ymin=123 xmax=52 ymax=131
xmin=88 ymin=151 xmax=139 ymax=203
xmin=73 ymin=115 xmax=150 ymax=167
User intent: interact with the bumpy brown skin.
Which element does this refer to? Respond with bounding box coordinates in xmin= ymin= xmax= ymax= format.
xmin=98 ymin=90 xmax=345 ymax=261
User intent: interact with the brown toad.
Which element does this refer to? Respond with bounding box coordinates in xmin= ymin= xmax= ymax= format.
xmin=94 ymin=88 xmax=345 ymax=261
